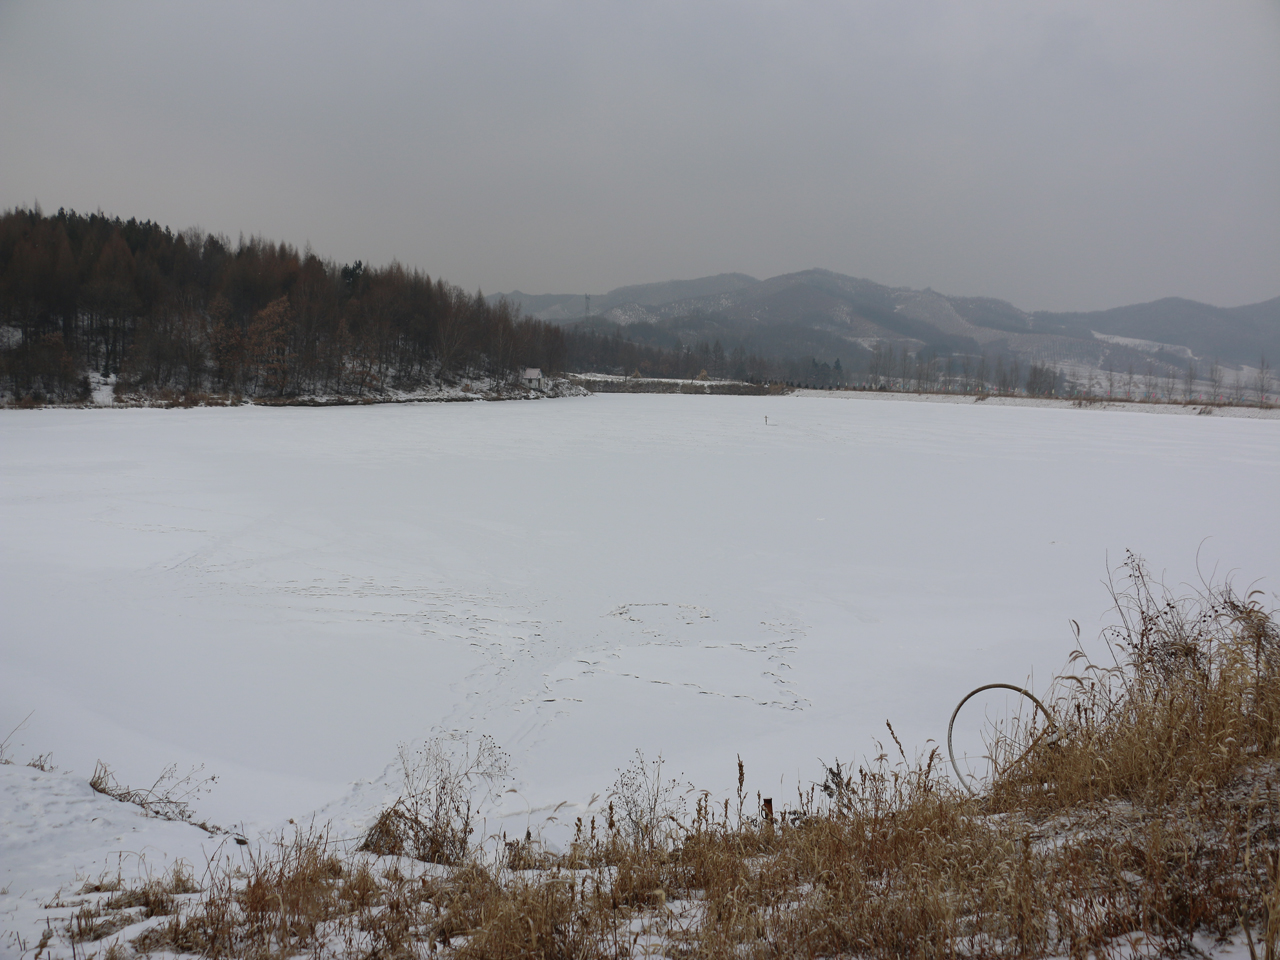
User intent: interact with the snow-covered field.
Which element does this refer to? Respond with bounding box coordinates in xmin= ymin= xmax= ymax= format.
xmin=2 ymin=393 xmax=1278 ymax=947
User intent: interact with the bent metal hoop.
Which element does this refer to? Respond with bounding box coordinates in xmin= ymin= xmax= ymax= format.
xmin=947 ymin=683 xmax=1057 ymax=796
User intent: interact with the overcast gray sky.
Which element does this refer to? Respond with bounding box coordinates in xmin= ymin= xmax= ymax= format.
xmin=2 ymin=1 xmax=1277 ymax=311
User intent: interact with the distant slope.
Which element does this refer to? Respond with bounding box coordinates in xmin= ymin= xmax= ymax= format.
xmin=496 ymin=290 xmax=590 ymax=319
xmin=598 ymin=273 xmax=759 ymax=309
xmin=494 ymin=271 xmax=1280 ymax=375
xmin=495 ymin=273 xmax=759 ymax=323
xmin=1036 ymin=296 xmax=1280 ymax=367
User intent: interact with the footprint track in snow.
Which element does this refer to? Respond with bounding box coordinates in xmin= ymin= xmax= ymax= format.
xmin=161 ymin=525 xmax=814 ymax=752
xmin=556 ymin=603 xmax=812 ymax=711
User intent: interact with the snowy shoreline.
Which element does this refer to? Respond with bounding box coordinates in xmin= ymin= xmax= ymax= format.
xmin=9 ymin=375 xmax=1276 ymax=417
xmin=4 ymin=373 xmax=590 ymax=410
xmin=790 ymin=386 xmax=1280 ymax=419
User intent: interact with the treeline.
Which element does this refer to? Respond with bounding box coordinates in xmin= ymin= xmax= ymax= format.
xmin=0 ymin=207 xmax=706 ymax=403
xmin=862 ymin=342 xmax=1066 ymax=396
xmin=562 ymin=325 xmax=771 ymax=382
xmin=573 ymin=314 xmax=1080 ymax=397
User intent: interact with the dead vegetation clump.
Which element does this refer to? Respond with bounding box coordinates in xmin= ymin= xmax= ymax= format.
xmin=89 ymin=760 xmax=222 ymax=832
xmin=64 ymin=862 xmax=197 ymax=946
xmin=359 ymin=736 xmax=509 ymax=864
xmin=134 ymin=826 xmax=354 ymax=958
xmin=130 ymin=831 xmax=612 ymax=959
xmin=449 ymin=869 xmax=619 ymax=960
xmin=991 ymin=552 xmax=1280 ymax=813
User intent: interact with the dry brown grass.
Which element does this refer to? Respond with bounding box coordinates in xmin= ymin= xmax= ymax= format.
xmin=65 ymin=861 xmax=195 ymax=946
xmin=89 ymin=760 xmax=221 ymax=833
xmin=676 ymin=554 xmax=1280 ymax=959
xmin=40 ymin=556 xmax=1278 ymax=959
xmin=991 ymin=553 xmax=1280 ymax=813
xmin=133 ymin=825 xmax=353 ymax=958
xmin=360 ymin=736 xmax=509 ymax=868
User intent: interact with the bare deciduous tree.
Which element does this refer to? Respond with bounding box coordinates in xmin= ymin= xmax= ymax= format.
xmin=1209 ymin=359 xmax=1223 ymax=403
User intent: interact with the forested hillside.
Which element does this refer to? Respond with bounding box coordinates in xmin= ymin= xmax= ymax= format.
xmin=0 ymin=207 xmax=721 ymax=404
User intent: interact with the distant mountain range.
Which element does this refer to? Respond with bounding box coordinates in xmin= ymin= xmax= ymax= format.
xmin=493 ymin=270 xmax=1280 ymax=376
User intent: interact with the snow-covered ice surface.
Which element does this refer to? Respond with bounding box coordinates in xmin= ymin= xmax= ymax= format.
xmin=1 ymin=394 xmax=1278 ymax=952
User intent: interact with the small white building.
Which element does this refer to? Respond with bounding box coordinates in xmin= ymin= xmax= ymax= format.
xmin=520 ymin=367 xmax=544 ymax=390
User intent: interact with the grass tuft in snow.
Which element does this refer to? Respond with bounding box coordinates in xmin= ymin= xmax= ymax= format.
xmin=359 ymin=735 xmax=510 ymax=865
xmin=88 ymin=760 xmax=222 ymax=833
